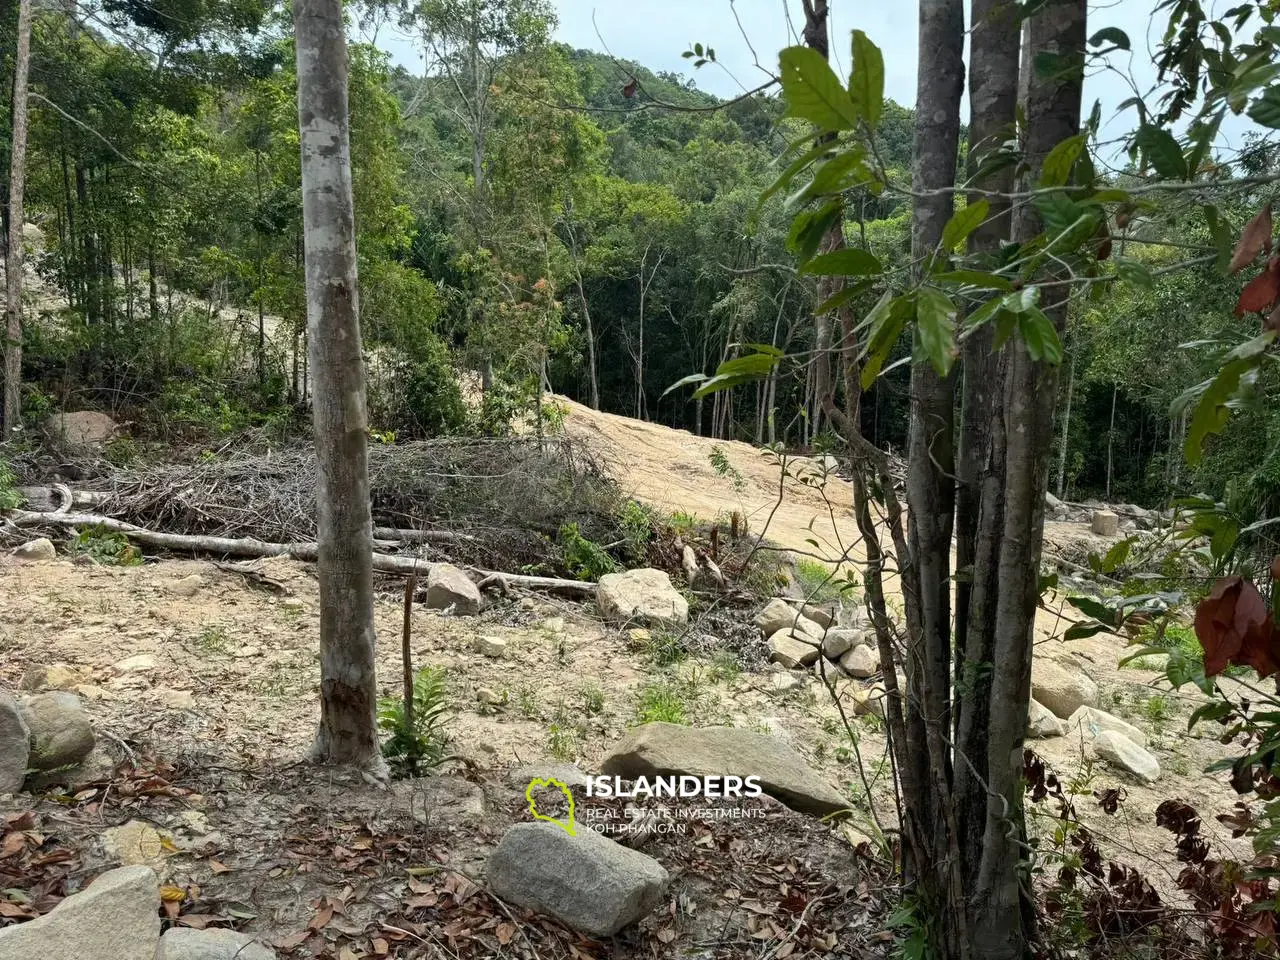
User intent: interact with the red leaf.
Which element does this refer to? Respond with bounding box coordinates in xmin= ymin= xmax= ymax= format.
xmin=1267 ymin=303 xmax=1280 ymax=334
xmin=1194 ymin=576 xmax=1271 ymax=675
xmin=1235 ymin=256 xmax=1280 ymax=316
xmin=622 ymin=78 xmax=638 ymax=99
xmin=1230 ymin=203 xmax=1273 ymax=274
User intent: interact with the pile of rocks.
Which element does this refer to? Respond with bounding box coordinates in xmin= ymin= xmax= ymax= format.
xmin=1044 ymin=492 xmax=1160 ymax=534
xmin=0 ymin=865 xmax=274 ymax=959
xmin=754 ymin=598 xmax=879 ymax=680
xmin=1027 ymin=656 xmax=1161 ymax=782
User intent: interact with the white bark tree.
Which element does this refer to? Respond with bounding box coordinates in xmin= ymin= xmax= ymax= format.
xmin=293 ymin=0 xmax=387 ymax=776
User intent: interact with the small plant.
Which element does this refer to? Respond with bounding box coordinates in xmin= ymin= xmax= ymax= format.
xmin=194 ymin=624 xmax=231 ymax=653
xmin=640 ymin=629 xmax=686 ymax=667
xmin=579 ymin=682 xmax=605 ymax=717
xmin=709 ymin=445 xmax=747 ymax=494
xmin=794 ymin=558 xmax=854 ymax=604
xmin=1143 ymin=694 xmax=1170 ymax=726
xmin=636 ymin=680 xmax=688 ymax=724
xmin=0 ymin=459 xmax=25 ymax=511
xmin=547 ymin=722 xmax=579 ymax=760
xmin=104 ymin=435 xmax=142 ymax=467
xmin=71 ymin=526 xmax=142 ymax=566
xmin=558 ymin=522 xmax=617 ymax=580
xmin=668 ymin=510 xmax=698 ymax=537
xmin=513 ymin=682 xmax=540 ymax=719
xmin=708 ymin=650 xmax=741 ymax=683
xmin=378 ymin=666 xmax=452 ymax=777
xmin=618 ymin=500 xmax=654 ymax=562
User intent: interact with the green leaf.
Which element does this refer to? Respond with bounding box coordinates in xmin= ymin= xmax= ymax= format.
xmin=915 ymin=289 xmax=958 ymax=378
xmin=934 ymin=270 xmax=1014 ymax=292
xmin=1248 ymin=85 xmax=1280 ymax=128
xmin=713 ymin=352 xmax=783 ymax=379
xmin=736 ymin=343 xmax=785 ymax=359
xmin=807 ymin=149 xmax=875 ymax=195
xmin=1100 ymin=537 xmax=1133 ymax=572
xmin=860 ymin=294 xmax=911 ymax=389
xmin=1065 ymin=622 xmax=1111 ymax=642
xmin=1182 ymin=354 xmax=1263 ymax=464
xmin=941 ymin=199 xmax=990 ymax=252
xmin=1088 ymin=27 xmax=1131 ymax=50
xmin=800 ymin=248 xmax=883 ymax=277
xmin=1033 ymin=191 xmax=1083 ymax=233
xmin=815 ymin=281 xmax=873 ymax=315
xmin=691 ymin=373 xmax=767 ymax=399
xmin=661 ymin=373 xmax=708 ymax=398
xmin=755 ymin=141 xmax=836 ymax=217
xmin=1040 ymin=134 xmax=1087 ymax=188
xmin=1187 ymin=108 xmax=1225 ymax=176
xmin=1018 ymin=308 xmax=1063 ymax=364
xmin=778 ymin=46 xmax=859 ymax=131
xmin=1203 ymin=204 xmax=1235 ymax=270
xmin=1134 ymin=124 xmax=1189 ymax=180
xmin=848 ymin=29 xmax=884 ymax=132
xmin=1114 ymin=257 xmax=1154 ymax=288
xmin=1067 ymin=595 xmax=1116 ymax=623
xmin=786 ymin=200 xmax=844 ymax=263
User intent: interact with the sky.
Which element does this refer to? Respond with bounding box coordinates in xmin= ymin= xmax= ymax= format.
xmin=372 ymin=0 xmax=1255 ymax=153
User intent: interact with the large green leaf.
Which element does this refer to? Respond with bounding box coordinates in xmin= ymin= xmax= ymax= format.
xmin=815 ymin=281 xmax=873 ymax=315
xmin=778 ymin=46 xmax=859 ymax=131
xmin=848 ymin=30 xmax=884 ymax=132
xmin=941 ymin=199 xmax=990 ymax=252
xmin=860 ymin=294 xmax=911 ymax=389
xmin=689 ymin=351 xmax=783 ymax=399
xmin=755 ymin=141 xmax=835 ymax=218
xmin=934 ymin=270 xmax=1014 ymax=292
xmin=1018 ymin=307 xmax=1064 ymax=364
xmin=1088 ymin=27 xmax=1131 ymax=50
xmin=1114 ymin=257 xmax=1154 ymax=288
xmin=800 ymin=248 xmax=883 ymax=277
xmin=1033 ymin=191 xmax=1083 ymax=233
xmin=915 ymin=289 xmax=958 ymax=377
xmin=1181 ymin=353 xmax=1264 ymax=464
xmin=1134 ymin=124 xmax=1189 ymax=180
xmin=1040 ymin=134 xmax=1087 ymax=188
xmin=661 ymin=372 xmax=708 ymax=398
xmin=806 ymin=149 xmax=876 ymax=196
xmin=1248 ymin=85 xmax=1280 ymax=128
xmin=786 ymin=200 xmax=844 ymax=263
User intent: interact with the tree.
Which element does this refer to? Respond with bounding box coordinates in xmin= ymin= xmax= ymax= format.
xmin=4 ymin=0 xmax=32 ymax=437
xmin=293 ymin=0 xmax=386 ymax=776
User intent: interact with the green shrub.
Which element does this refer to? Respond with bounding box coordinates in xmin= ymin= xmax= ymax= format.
xmin=636 ymin=680 xmax=688 ymax=724
xmin=378 ymin=666 xmax=452 ymax=777
xmin=558 ymin=522 xmax=617 ymax=580
xmin=0 ymin=460 xmax=24 ymax=511
xmin=72 ymin=527 xmax=142 ymax=566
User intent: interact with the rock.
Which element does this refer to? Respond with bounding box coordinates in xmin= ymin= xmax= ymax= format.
xmin=768 ymin=671 xmax=805 ymax=695
xmin=281 ymin=597 xmax=305 ymax=611
xmin=1066 ymin=706 xmax=1148 ymax=748
xmin=0 ymin=864 xmax=159 ymax=960
xmin=821 ymin=628 xmax=860 ymax=660
xmin=471 ymin=635 xmax=507 ymax=658
xmin=1031 ymin=658 xmax=1098 ymax=719
xmin=1027 ymin=699 xmax=1068 ymax=739
xmin=801 ymin=603 xmax=837 ymax=629
xmin=231 ymin=645 xmax=261 ymax=659
xmin=101 ymin=820 xmax=168 ymax=869
xmin=1092 ymin=730 xmax=1160 ymax=783
xmin=849 ymin=685 xmax=884 ymax=718
xmin=13 ymin=537 xmax=56 ymax=561
xmin=24 ymin=746 xmax=115 ymax=793
xmin=162 ymin=575 xmax=203 ymax=598
xmin=426 ymin=563 xmax=482 ymax=616
xmin=506 ymin=762 xmax=593 ymax=791
xmin=45 ymin=411 xmax=118 ymax=448
xmin=72 ymin=684 xmax=115 ymax=702
xmin=19 ymin=692 xmax=95 ymax=771
xmin=0 ymin=690 xmax=30 ymax=794
xmin=476 ymin=686 xmax=504 ymax=705
xmin=1046 ymin=491 xmax=1064 ymax=511
xmin=112 ymin=654 xmax=157 ymax=674
xmin=541 ymin=616 xmax=566 ymax=633
xmin=1091 ymin=510 xmax=1119 ymax=537
xmin=394 ymin=775 xmax=486 ymax=824
xmin=839 ymin=644 xmax=879 ymax=679
xmin=486 ymin=822 xmax=668 ymax=937
xmin=155 ymin=688 xmax=196 ymax=710
xmin=757 ymin=717 xmax=792 ymax=743
xmin=20 ymin=663 xmax=89 ymax=692
xmin=767 ymin=630 xmax=820 ymax=669
xmin=155 ymin=928 xmax=274 ymax=960
xmin=755 ymin=598 xmax=821 ymax=637
xmin=600 ymin=722 xmax=848 ymax=818
xmin=597 ymin=568 xmax=688 ymax=627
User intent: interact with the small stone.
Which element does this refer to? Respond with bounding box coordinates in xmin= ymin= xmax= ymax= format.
xmin=0 ymin=690 xmax=30 ymax=794
xmin=20 ymin=692 xmax=95 ymax=771
xmin=849 ymin=685 xmax=884 ymax=718
xmin=1091 ymin=510 xmax=1119 ymax=537
xmin=800 ymin=603 xmax=837 ymax=629
xmin=471 ymin=636 xmax=507 ymax=658
xmin=1027 ymin=699 xmax=1068 ymax=739
xmin=767 ymin=630 xmax=820 ymax=669
xmin=1092 ymin=730 xmax=1160 ymax=783
xmin=155 ymin=928 xmax=275 ymax=960
xmin=839 ymin=644 xmax=879 ymax=679
xmin=72 ymin=684 xmax=115 ymax=702
xmin=231 ymin=645 xmax=261 ymax=659
xmin=755 ymin=598 xmax=822 ymax=638
xmin=112 ymin=654 xmax=157 ymax=674
xmin=20 ymin=663 xmax=89 ymax=692
xmin=477 ymin=686 xmax=504 ymax=705
xmin=13 ymin=537 xmax=57 ymax=561
xmin=0 ymin=865 xmax=159 ymax=960
xmin=486 ymin=822 xmax=668 ymax=937
xmin=1066 ymin=706 xmax=1148 ymax=748
xmin=426 ymin=563 xmax=482 ymax=616
xmin=768 ymin=671 xmax=805 ymax=694
xmin=101 ymin=820 xmax=169 ymax=868
xmin=597 ymin=568 xmax=688 ymax=627
xmin=821 ymin=628 xmax=862 ymax=660
xmin=155 ymin=688 xmax=196 ymax=710
xmin=163 ymin=575 xmax=204 ymax=598
xmin=541 ymin=616 xmax=566 ymax=633
xmin=281 ymin=597 xmax=305 ymax=610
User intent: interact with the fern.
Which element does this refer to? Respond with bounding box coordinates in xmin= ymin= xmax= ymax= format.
xmin=378 ymin=666 xmax=452 ymax=776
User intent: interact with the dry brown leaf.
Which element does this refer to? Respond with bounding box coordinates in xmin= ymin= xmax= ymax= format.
xmin=338 ymin=947 xmax=361 ymax=960
xmin=0 ymin=901 xmax=34 ymax=919
xmin=1230 ymin=203 xmax=1273 ymax=273
xmin=371 ymin=938 xmax=389 ymax=956
xmin=1236 ymin=257 xmax=1280 ymax=316
xmin=208 ymin=860 xmax=231 ymax=874
xmin=777 ymin=942 xmax=796 ymax=959
xmin=308 ymin=900 xmax=334 ymax=931
xmin=495 ymin=922 xmax=516 ymax=945
xmin=162 ymin=899 xmax=180 ymax=920
xmin=655 ymin=927 xmax=676 ymax=944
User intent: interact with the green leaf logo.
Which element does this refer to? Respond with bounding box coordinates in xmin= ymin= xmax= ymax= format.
xmin=525 ymin=778 xmax=576 ymax=836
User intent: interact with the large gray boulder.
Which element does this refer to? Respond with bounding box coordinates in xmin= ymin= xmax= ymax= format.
xmin=600 ymin=722 xmax=847 ymax=818
xmin=597 ymin=569 xmax=688 ymax=627
xmin=0 ymin=865 xmax=159 ymax=960
xmin=1031 ymin=659 xmax=1098 ymax=719
xmin=20 ymin=692 xmax=95 ymax=771
xmin=155 ymin=928 xmax=275 ymax=960
xmin=1092 ymin=730 xmax=1160 ymax=783
xmin=12 ymin=538 xmax=56 ymax=561
xmin=485 ymin=822 xmax=667 ymax=937
xmin=0 ymin=690 xmax=30 ymax=794
xmin=1027 ymin=699 xmax=1068 ymax=739
xmin=754 ymin=598 xmax=821 ymax=638
xmin=1066 ymin=706 xmax=1148 ymax=748
xmin=839 ymin=644 xmax=879 ymax=679
xmin=766 ymin=630 xmax=820 ymax=669
xmin=425 ymin=563 xmax=481 ymax=616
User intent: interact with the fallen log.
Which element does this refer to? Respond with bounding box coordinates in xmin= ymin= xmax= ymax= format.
xmin=6 ymin=510 xmax=595 ymax=598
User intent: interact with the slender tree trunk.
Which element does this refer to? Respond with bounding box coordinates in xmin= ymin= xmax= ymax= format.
xmin=294 ymin=0 xmax=386 ymax=777
xmin=254 ymin=148 xmax=267 ymax=390
xmin=574 ymin=273 xmax=598 ymax=409
xmin=1106 ymin=384 xmax=1117 ymax=500
xmin=801 ymin=1 xmax=835 ymax=439
xmin=4 ymin=0 xmax=33 ymax=437
xmin=1056 ymin=343 xmax=1076 ymax=497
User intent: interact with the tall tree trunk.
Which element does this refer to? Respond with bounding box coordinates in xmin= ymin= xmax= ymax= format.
xmin=904 ymin=1 xmax=966 ymax=947
xmin=1056 ymin=342 xmax=1076 ymax=497
xmin=294 ymin=0 xmax=386 ymax=777
xmin=801 ymin=0 xmax=835 ymax=439
xmin=953 ymin=0 xmax=1022 ymax=918
xmin=965 ymin=4 xmax=1087 ymax=956
xmin=4 ymin=0 xmax=33 ymax=437
xmin=1106 ymin=384 xmax=1117 ymax=500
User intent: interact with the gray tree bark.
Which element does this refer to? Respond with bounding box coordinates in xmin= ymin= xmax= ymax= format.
xmin=293 ymin=0 xmax=387 ymax=777
xmin=4 ymin=0 xmax=33 ymax=438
